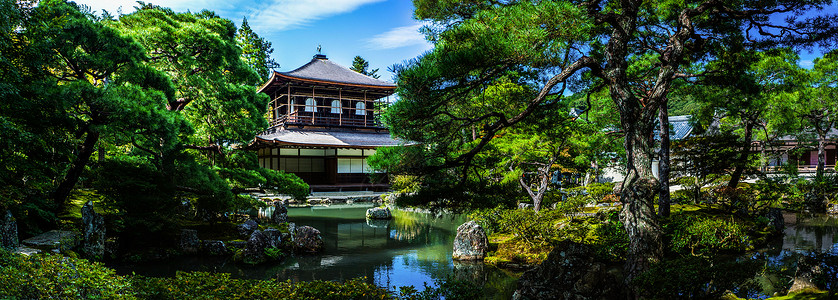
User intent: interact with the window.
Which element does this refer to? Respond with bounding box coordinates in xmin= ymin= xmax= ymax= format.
xmin=355 ymin=102 xmax=365 ymax=115
xmin=331 ymin=100 xmax=341 ymax=114
xmin=304 ymin=98 xmax=316 ymax=112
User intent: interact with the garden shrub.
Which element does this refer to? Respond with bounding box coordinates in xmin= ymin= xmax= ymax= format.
xmin=634 ymin=255 xmax=764 ymax=299
xmin=585 ymin=182 xmax=615 ymax=202
xmin=666 ymin=215 xmax=751 ymax=256
xmin=0 ymin=251 xmax=135 ymax=299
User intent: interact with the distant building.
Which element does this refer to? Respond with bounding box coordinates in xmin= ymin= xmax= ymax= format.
xmin=248 ymin=54 xmax=400 ymax=191
xmin=600 ymin=115 xmax=695 ymax=182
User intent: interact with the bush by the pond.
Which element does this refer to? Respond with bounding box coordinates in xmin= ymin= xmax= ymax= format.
xmin=666 ymin=214 xmax=751 ymax=256
xmin=0 ymin=249 xmax=486 ymax=300
xmin=133 ymin=272 xmax=390 ymax=300
xmin=0 ymin=250 xmax=134 ymax=299
xmin=634 ymin=255 xmax=765 ymax=299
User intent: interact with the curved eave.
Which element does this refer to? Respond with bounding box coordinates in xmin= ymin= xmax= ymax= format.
xmin=258 ymin=71 xmax=397 ymax=94
xmin=252 ymin=136 xmax=383 ymax=149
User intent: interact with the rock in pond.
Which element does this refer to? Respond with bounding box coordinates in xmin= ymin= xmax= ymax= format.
xmin=366 ymin=207 xmax=392 ymax=220
xmin=1 ymin=210 xmax=18 ymax=251
xmin=263 ymin=228 xmax=282 ymax=248
xmin=513 ymin=241 xmax=625 ymax=300
xmin=81 ymin=202 xmax=106 ymax=258
xmin=272 ymin=201 xmax=288 ymax=224
xmin=293 ymin=226 xmax=323 ymax=253
xmin=237 ymin=219 xmax=259 ymax=237
xmin=201 ymin=240 xmax=228 ymax=256
xmin=179 ymin=229 xmax=200 ymax=254
xmin=452 ymin=221 xmax=488 ymax=261
xmin=243 ymin=230 xmax=268 ymax=264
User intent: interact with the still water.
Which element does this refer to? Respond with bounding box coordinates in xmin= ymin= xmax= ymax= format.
xmin=114 ymin=204 xmax=517 ymax=298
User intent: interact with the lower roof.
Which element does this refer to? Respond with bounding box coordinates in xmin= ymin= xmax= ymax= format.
xmin=253 ymin=127 xmax=402 ymax=149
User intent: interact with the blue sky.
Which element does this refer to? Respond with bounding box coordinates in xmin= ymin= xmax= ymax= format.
xmin=74 ymin=0 xmax=432 ymax=83
xmin=74 ymin=0 xmax=835 ymax=82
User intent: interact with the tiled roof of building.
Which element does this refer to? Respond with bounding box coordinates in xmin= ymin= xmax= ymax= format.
xmin=254 ymin=127 xmax=402 ymax=148
xmin=270 ymin=56 xmax=396 ymax=89
xmin=654 ymin=115 xmax=694 ymax=141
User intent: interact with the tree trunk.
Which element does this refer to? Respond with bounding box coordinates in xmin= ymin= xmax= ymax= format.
xmin=54 ymin=129 xmax=100 ymax=207
xmin=658 ymin=103 xmax=671 ymax=218
xmin=817 ymin=133 xmax=826 ymax=178
xmin=728 ymin=121 xmax=754 ymax=188
xmin=618 ymin=108 xmax=664 ymax=287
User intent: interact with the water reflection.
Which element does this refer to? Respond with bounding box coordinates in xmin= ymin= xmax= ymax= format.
xmin=113 ymin=204 xmax=516 ymax=299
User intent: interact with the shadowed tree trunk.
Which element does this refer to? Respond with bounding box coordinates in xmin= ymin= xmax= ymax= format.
xmin=54 ymin=129 xmax=100 ymax=206
xmin=728 ymin=120 xmax=755 ymax=188
xmin=659 ymin=101 xmax=671 ymax=218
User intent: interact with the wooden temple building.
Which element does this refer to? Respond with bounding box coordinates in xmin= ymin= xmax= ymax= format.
xmin=249 ymin=54 xmax=400 ymax=191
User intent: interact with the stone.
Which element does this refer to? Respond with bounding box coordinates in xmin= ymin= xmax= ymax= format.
xmin=237 ymin=219 xmax=259 ymax=237
xmin=201 ymin=240 xmax=228 ymax=256
xmin=282 ymin=222 xmax=296 ymax=243
xmin=243 ymin=230 xmax=268 ymax=264
xmin=15 ymin=246 xmax=41 ymax=256
xmin=22 ymin=230 xmax=78 ymax=250
xmin=271 ymin=201 xmax=288 ymax=224
xmin=263 ymin=228 xmax=282 ymax=248
xmin=518 ymin=203 xmax=533 ymax=210
xmin=366 ymin=218 xmax=389 ymax=228
xmin=452 ymin=221 xmax=488 ymax=261
xmin=366 ymin=207 xmax=392 ymax=219
xmin=764 ymin=208 xmax=784 ymax=232
xmin=81 ymin=202 xmax=106 ymax=258
xmin=789 ymin=255 xmax=823 ymax=294
xmin=179 ymin=229 xmax=200 ymax=254
xmin=293 ymin=226 xmax=323 ymax=253
xmin=227 ymin=240 xmax=247 ymax=250
xmin=512 ymin=241 xmax=625 ymax=300
xmin=1 ymin=210 xmax=18 ymax=250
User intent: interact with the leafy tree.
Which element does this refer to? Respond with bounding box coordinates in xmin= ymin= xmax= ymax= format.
xmin=237 ymin=17 xmax=279 ymax=83
xmin=390 ymin=0 xmax=837 ymax=282
xmin=350 ymin=56 xmax=380 ymax=79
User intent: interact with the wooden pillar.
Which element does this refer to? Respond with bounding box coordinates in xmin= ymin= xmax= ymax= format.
xmin=312 ymin=86 xmax=316 ymax=124
xmin=364 ymin=90 xmax=367 ymax=126
xmin=339 ymin=89 xmax=343 ymax=126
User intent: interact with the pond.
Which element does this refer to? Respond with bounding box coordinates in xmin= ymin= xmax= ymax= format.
xmin=112 ymin=204 xmax=517 ymax=299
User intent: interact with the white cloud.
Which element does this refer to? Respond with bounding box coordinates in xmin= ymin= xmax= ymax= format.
xmin=366 ymin=23 xmax=429 ymax=50
xmin=248 ymin=0 xmax=387 ymax=32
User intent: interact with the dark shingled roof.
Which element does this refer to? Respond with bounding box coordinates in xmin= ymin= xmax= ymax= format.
xmin=655 ymin=115 xmax=694 ymax=141
xmin=274 ymin=56 xmax=396 ymax=88
xmin=255 ymin=127 xmax=402 ymax=148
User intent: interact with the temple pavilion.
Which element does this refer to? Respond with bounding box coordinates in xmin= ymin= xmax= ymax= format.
xmin=249 ymin=54 xmax=400 ymax=191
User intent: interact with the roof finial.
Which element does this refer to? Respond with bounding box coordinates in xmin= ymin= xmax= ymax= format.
xmin=314 ymin=45 xmax=327 ymax=60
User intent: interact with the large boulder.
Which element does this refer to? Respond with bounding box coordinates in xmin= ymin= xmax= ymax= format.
xmin=1 ymin=210 xmax=18 ymax=251
xmin=237 ymin=219 xmax=259 ymax=237
xmin=366 ymin=207 xmax=392 ymax=219
xmin=81 ymin=202 xmax=106 ymax=258
xmin=201 ymin=240 xmax=228 ymax=256
xmin=179 ymin=229 xmax=200 ymax=254
xmin=272 ymin=201 xmax=288 ymax=224
xmin=243 ymin=230 xmax=269 ymax=264
xmin=789 ymin=255 xmax=823 ymax=294
xmin=263 ymin=228 xmax=283 ymax=248
xmin=293 ymin=226 xmax=323 ymax=253
xmin=452 ymin=221 xmax=488 ymax=261
xmin=513 ymin=241 xmax=625 ymax=300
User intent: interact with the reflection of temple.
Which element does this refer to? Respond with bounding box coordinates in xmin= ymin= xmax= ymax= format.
xmin=249 ymin=54 xmax=400 ymax=191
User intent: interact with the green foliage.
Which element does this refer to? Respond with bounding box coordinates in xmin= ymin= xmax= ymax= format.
xmin=350 ymin=55 xmax=380 ymax=79
xmin=666 ymin=214 xmax=751 ymax=256
xmin=634 ymin=256 xmax=765 ymax=299
xmin=397 ymin=278 xmax=482 ymax=300
xmin=0 ymin=251 xmax=134 ymax=299
xmin=585 ymin=182 xmax=614 ymax=202
xmin=263 ymin=246 xmax=283 ymax=260
xmin=133 ymin=272 xmax=389 ymax=300
xmin=236 ymin=17 xmax=278 ymax=82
